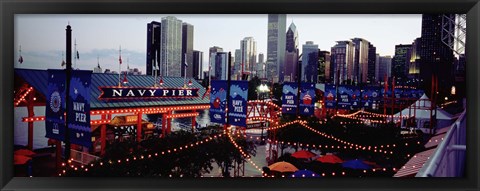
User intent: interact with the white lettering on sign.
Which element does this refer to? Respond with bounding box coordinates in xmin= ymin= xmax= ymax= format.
xmin=187 ymin=90 xmax=193 ymax=96
xmin=163 ymin=90 xmax=169 ymax=96
xmin=178 ymin=90 xmax=185 ymax=96
xmin=138 ymin=90 xmax=146 ymax=96
xmin=75 ymin=113 xmax=87 ymax=122
xmin=113 ymin=89 xmax=122 ymax=97
xmin=73 ymin=102 xmax=85 ymax=112
xmin=126 ymin=90 xmax=135 ymax=96
xmin=233 ymin=100 xmax=243 ymax=112
xmin=149 ymin=90 xmax=156 ymax=96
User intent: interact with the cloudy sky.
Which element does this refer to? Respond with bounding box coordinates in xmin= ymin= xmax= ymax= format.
xmin=14 ymin=14 xmax=421 ymax=74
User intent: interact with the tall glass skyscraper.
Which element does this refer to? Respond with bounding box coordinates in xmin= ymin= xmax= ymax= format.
xmin=301 ymin=41 xmax=319 ymax=83
xmin=331 ymin=41 xmax=355 ymax=85
xmin=146 ymin=21 xmax=161 ymax=76
xmin=193 ymin=50 xmax=203 ymax=80
xmin=209 ymin=46 xmax=223 ymax=79
xmin=182 ymin=23 xmax=194 ymax=77
xmin=214 ymin=52 xmax=229 ymax=80
xmin=161 ymin=16 xmax=183 ymax=77
xmin=284 ymin=22 xmax=299 ymax=82
xmin=266 ymin=14 xmax=286 ymax=83
xmin=392 ymin=44 xmax=412 ymax=83
xmin=351 ymin=38 xmax=370 ymax=83
xmin=240 ymin=37 xmax=257 ymax=78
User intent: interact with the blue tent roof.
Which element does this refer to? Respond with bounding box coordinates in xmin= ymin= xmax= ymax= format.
xmin=15 ymin=69 xmax=209 ymax=109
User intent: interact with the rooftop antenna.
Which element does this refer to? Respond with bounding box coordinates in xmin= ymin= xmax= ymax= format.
xmin=118 ymin=45 xmax=122 ymax=87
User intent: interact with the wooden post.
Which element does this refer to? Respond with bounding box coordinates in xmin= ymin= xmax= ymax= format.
xmin=27 ymin=90 xmax=35 ymax=150
xmin=137 ymin=112 xmax=142 ymax=142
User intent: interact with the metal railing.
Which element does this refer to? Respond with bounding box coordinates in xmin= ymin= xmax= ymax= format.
xmin=62 ymin=146 xmax=101 ymax=165
xmin=416 ymin=109 xmax=466 ymax=177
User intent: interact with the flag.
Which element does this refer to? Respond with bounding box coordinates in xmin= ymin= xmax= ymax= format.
xmin=61 ymin=60 xmax=66 ymax=66
xmin=202 ymin=86 xmax=211 ymax=99
xmin=18 ymin=56 xmax=23 ymax=64
xmin=119 ymin=56 xmax=122 ymax=64
xmin=76 ymin=51 xmax=79 ymax=59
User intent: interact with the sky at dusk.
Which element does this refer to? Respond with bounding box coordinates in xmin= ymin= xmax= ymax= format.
xmin=15 ymin=14 xmax=422 ymax=74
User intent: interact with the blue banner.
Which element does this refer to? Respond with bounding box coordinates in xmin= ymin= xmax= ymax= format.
xmin=209 ymin=80 xmax=228 ymax=124
xmin=68 ymin=70 xmax=92 ymax=147
xmin=45 ymin=69 xmax=66 ymax=141
xmin=282 ymin=82 xmax=298 ymax=114
xmin=299 ymin=82 xmax=315 ymax=116
xmin=338 ymin=85 xmax=353 ymax=109
xmin=228 ymin=81 xmax=248 ymax=127
xmin=351 ymin=86 xmax=362 ymax=109
xmin=362 ymin=86 xmax=382 ymax=109
xmin=324 ymin=84 xmax=336 ymax=109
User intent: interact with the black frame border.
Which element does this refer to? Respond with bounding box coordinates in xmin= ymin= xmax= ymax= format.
xmin=1 ymin=0 xmax=479 ymax=190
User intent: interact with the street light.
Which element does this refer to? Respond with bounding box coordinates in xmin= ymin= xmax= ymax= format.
xmin=257 ymin=84 xmax=270 ymax=100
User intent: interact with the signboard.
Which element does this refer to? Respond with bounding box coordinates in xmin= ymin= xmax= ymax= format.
xmin=228 ymin=81 xmax=248 ymax=127
xmin=209 ymin=80 xmax=227 ymax=124
xmin=351 ymin=86 xmax=362 ymax=109
xmin=338 ymin=85 xmax=353 ymax=109
xmin=282 ymin=82 xmax=298 ymax=114
xmin=324 ymin=84 xmax=336 ymax=109
xmin=67 ymin=70 xmax=92 ymax=147
xmin=98 ymin=87 xmax=199 ymax=100
xmin=45 ymin=69 xmax=66 ymax=141
xmin=362 ymin=86 xmax=382 ymax=109
xmin=299 ymin=82 xmax=315 ymax=116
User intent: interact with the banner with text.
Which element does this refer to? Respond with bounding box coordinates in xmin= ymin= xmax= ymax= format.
xmin=228 ymin=81 xmax=248 ymax=127
xmin=282 ymin=82 xmax=298 ymax=114
xmin=351 ymin=86 xmax=362 ymax=109
xmin=45 ymin=69 xmax=66 ymax=141
xmin=98 ymin=87 xmax=199 ymax=100
xmin=299 ymin=82 xmax=315 ymax=116
xmin=68 ymin=70 xmax=92 ymax=147
xmin=324 ymin=84 xmax=336 ymax=109
xmin=338 ymin=85 xmax=353 ymax=109
xmin=209 ymin=80 xmax=228 ymax=124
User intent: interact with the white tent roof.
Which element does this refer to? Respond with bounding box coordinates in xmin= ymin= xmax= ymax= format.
xmin=394 ymin=94 xmax=454 ymax=120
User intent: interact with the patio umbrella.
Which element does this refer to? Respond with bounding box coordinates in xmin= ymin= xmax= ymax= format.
xmin=342 ymin=159 xmax=372 ymax=170
xmin=14 ymin=155 xmax=32 ymax=165
xmin=268 ymin=161 xmax=299 ymax=173
xmin=291 ymin=150 xmax=316 ymax=159
xmin=316 ymin=154 xmax=344 ymax=164
xmin=291 ymin=169 xmax=319 ymax=178
xmin=14 ymin=149 xmax=36 ymax=157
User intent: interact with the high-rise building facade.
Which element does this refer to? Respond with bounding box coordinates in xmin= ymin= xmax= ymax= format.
xmin=351 ymin=38 xmax=370 ymax=83
xmin=331 ymin=41 xmax=355 ymax=84
xmin=319 ymin=51 xmax=331 ymax=83
xmin=240 ymin=37 xmax=257 ymax=78
xmin=214 ymin=52 xmax=229 ymax=80
xmin=257 ymin=53 xmax=265 ymax=79
xmin=192 ymin=50 xmax=203 ymax=80
xmin=209 ymin=46 xmax=223 ymax=78
xmin=408 ymin=38 xmax=421 ymax=79
xmin=375 ymin=53 xmax=380 ymax=83
xmin=266 ymin=14 xmax=286 ymax=82
xmin=378 ymin=56 xmax=392 ymax=82
xmin=301 ymin=41 xmax=319 ymax=83
xmin=146 ymin=21 xmax=161 ymax=76
xmin=182 ymin=23 xmax=194 ymax=77
xmin=367 ymin=43 xmax=377 ymax=83
xmin=392 ymin=44 xmax=412 ymax=83
xmin=284 ymin=22 xmax=299 ymax=82
xmin=160 ymin=16 xmax=183 ymax=77
xmin=234 ymin=49 xmax=241 ymax=78
xmin=418 ymin=14 xmax=455 ymax=94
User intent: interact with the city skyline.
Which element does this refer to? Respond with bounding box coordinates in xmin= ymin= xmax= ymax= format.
xmin=15 ymin=14 xmax=422 ymax=74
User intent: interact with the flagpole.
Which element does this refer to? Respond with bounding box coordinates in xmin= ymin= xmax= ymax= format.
xmin=74 ymin=39 xmax=77 ymax=69
xmin=118 ymin=46 xmax=122 ymax=87
xmin=184 ymin=53 xmax=187 ymax=88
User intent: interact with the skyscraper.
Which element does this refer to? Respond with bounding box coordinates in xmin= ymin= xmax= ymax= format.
xmin=214 ymin=52 xmax=229 ymax=80
xmin=193 ymin=50 xmax=203 ymax=80
xmin=161 ymin=16 xmax=183 ymax=77
xmin=408 ymin=38 xmax=421 ymax=79
xmin=418 ymin=14 xmax=455 ymax=95
xmin=301 ymin=41 xmax=319 ymax=83
xmin=375 ymin=53 xmax=380 ymax=82
xmin=209 ymin=46 xmax=223 ymax=78
xmin=351 ymin=38 xmax=370 ymax=83
xmin=240 ymin=37 xmax=257 ymax=79
xmin=146 ymin=21 xmax=161 ymax=76
xmin=257 ymin=53 xmax=265 ymax=78
xmin=182 ymin=22 xmax=194 ymax=77
xmin=378 ymin=56 xmax=392 ymax=82
xmin=392 ymin=44 xmax=412 ymax=83
xmin=319 ymin=51 xmax=331 ymax=83
xmin=266 ymin=14 xmax=286 ymax=82
xmin=331 ymin=41 xmax=355 ymax=84
xmin=284 ymin=22 xmax=299 ymax=82
xmin=367 ymin=43 xmax=377 ymax=83
xmin=234 ymin=49 xmax=241 ymax=78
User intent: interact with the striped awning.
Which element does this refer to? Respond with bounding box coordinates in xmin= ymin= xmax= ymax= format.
xmin=393 ymin=148 xmax=437 ymax=177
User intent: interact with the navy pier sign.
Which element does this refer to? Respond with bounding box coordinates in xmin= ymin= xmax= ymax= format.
xmin=98 ymin=87 xmax=199 ymax=100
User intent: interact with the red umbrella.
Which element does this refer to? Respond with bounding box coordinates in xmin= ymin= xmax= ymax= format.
xmin=14 ymin=155 xmax=32 ymax=165
xmin=316 ymin=154 xmax=344 ymax=164
xmin=291 ymin=150 xmax=317 ymax=159
xmin=14 ymin=149 xmax=36 ymax=157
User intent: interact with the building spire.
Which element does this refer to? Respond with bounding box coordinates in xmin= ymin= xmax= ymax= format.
xmin=97 ymin=55 xmax=100 ymax=68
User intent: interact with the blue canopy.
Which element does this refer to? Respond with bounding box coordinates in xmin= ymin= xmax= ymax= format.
xmin=342 ymin=159 xmax=372 ymax=170
xmin=291 ymin=169 xmax=319 ymax=178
